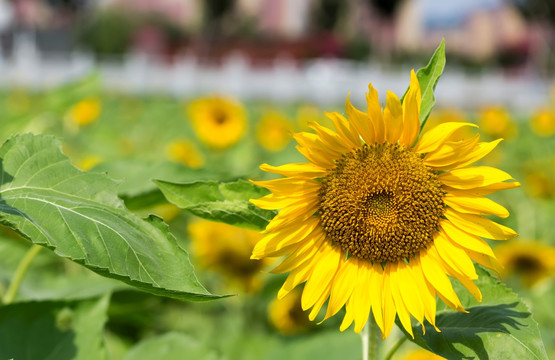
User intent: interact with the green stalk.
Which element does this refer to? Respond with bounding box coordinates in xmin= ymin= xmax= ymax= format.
xmin=3 ymin=244 xmax=42 ymax=304
xmin=384 ymin=336 xmax=408 ymax=360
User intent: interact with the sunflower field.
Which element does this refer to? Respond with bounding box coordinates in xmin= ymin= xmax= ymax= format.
xmin=0 ymin=43 xmax=554 ymax=360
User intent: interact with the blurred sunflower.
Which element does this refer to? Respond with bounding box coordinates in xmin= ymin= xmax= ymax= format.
xmin=268 ymin=288 xmax=311 ymax=335
xmin=256 ymin=111 xmax=294 ymax=152
xmin=188 ymin=219 xmax=270 ymax=293
xmin=496 ymin=242 xmax=555 ymax=287
xmin=423 ymin=107 xmax=473 ymax=140
xmin=478 ymin=106 xmax=516 ymax=139
xmin=251 ymin=71 xmax=519 ymax=338
xmin=296 ymin=104 xmax=326 ymax=131
xmin=524 ymin=170 xmax=554 ymax=199
xmin=187 ymin=96 xmax=247 ymax=149
xmin=67 ymin=97 xmax=102 ymax=126
xmin=530 ymin=108 xmax=555 ymax=137
xmin=166 ymin=139 xmax=205 ymax=169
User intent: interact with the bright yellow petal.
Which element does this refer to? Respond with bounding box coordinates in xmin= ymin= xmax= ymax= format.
xmin=384 ymin=91 xmax=403 ymax=144
xmin=408 ymin=257 xmax=439 ymax=332
xmin=439 ymin=166 xmax=514 ymax=189
xmin=443 ymin=139 xmax=503 ymax=170
xmin=346 ymin=94 xmax=375 ymax=144
xmin=251 ymin=191 xmax=319 ymax=210
xmin=277 ymin=257 xmax=316 ymax=299
xmin=443 ymin=182 xmax=520 ymax=196
xmin=367 ymin=83 xmax=385 ymax=143
xmin=324 ymin=257 xmax=359 ymax=321
xmin=397 ymin=260 xmax=425 ymax=326
xmin=251 ymin=178 xmax=320 ymax=195
xmin=464 ymin=248 xmax=503 ymax=277
xmin=423 ymin=134 xmax=479 ymax=168
xmin=340 ymin=295 xmax=356 ymax=331
xmin=353 ymin=261 xmax=374 ymax=333
xmin=440 ymin=220 xmax=495 ymax=257
xmin=259 ymin=162 xmax=327 ymax=178
xmin=419 ymin=247 xmax=464 ymax=311
xmin=415 ymin=122 xmax=478 ymax=154
xmin=309 ymin=282 xmax=332 ymax=321
xmin=399 ymin=70 xmax=421 ymax=147
xmin=270 ymin=232 xmax=326 ymax=274
xmin=324 ymin=112 xmax=361 ymax=149
xmin=434 ymin=231 xmax=478 ymax=279
xmin=308 ymin=121 xmax=353 ymax=154
xmin=444 ymin=193 xmax=510 ymax=218
xmin=252 ymin=217 xmax=321 ymax=259
xmin=369 ymin=263 xmax=384 ymax=334
xmin=445 ymin=208 xmax=518 ymax=240
xmin=301 ymin=243 xmax=341 ymax=310
xmin=381 ymin=263 xmax=397 ymax=339
xmin=389 ymin=262 xmax=415 ymax=338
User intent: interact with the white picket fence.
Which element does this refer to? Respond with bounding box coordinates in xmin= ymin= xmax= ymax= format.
xmin=0 ymin=34 xmax=550 ymax=111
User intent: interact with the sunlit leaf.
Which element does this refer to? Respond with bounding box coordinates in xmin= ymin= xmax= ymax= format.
xmin=402 ymin=39 xmax=446 ymax=128
xmin=155 ymin=179 xmax=276 ymax=231
xmin=408 ymin=267 xmax=548 ymax=360
xmin=0 ymin=134 xmax=221 ymax=301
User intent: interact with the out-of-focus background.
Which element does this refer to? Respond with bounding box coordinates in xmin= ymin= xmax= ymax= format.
xmin=0 ymin=1 xmax=554 ymax=359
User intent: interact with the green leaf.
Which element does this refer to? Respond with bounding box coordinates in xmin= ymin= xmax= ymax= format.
xmin=0 ymin=294 xmax=110 ymax=360
xmin=123 ymin=332 xmax=221 ymax=360
xmin=402 ymin=39 xmax=446 ymax=128
xmin=154 ymin=179 xmax=276 ymax=231
xmin=0 ymin=134 xmax=221 ymax=301
xmin=409 ymin=267 xmax=549 ymax=360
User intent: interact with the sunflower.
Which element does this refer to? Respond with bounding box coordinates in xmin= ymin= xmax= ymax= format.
xmin=166 ymin=139 xmax=205 ymax=169
xmin=250 ymin=70 xmax=519 ymax=338
xmin=256 ymin=111 xmax=294 ymax=152
xmin=268 ymin=288 xmax=311 ymax=335
xmin=187 ymin=96 xmax=247 ymax=149
xmin=188 ymin=219 xmax=270 ymax=293
xmin=478 ymin=105 xmax=516 ymax=139
xmin=530 ymin=107 xmax=555 ymax=137
xmin=67 ymin=97 xmax=102 ymax=126
xmin=496 ymin=241 xmax=555 ymax=287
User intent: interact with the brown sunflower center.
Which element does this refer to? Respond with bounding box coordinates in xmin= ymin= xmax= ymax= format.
xmin=318 ymin=142 xmax=445 ymax=263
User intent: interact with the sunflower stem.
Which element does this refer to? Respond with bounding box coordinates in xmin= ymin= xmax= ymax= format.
xmin=384 ymin=336 xmax=408 ymax=360
xmin=3 ymin=244 xmax=42 ymax=305
xmin=361 ymin=318 xmax=380 ymax=360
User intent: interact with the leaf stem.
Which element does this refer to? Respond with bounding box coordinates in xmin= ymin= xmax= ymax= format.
xmin=384 ymin=336 xmax=408 ymax=360
xmin=3 ymin=244 xmax=42 ymax=304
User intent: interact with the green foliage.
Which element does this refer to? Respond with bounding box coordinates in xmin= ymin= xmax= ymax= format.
xmin=0 ymin=294 xmax=110 ymax=360
xmin=155 ymin=179 xmax=276 ymax=230
xmin=0 ymin=134 xmax=220 ymax=301
xmin=409 ymin=267 xmax=549 ymax=359
xmin=402 ymin=39 xmax=446 ymax=128
xmin=123 ymin=332 xmax=221 ymax=360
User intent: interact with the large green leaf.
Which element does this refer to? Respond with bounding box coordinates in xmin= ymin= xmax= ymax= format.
xmin=0 ymin=294 xmax=110 ymax=360
xmin=402 ymin=39 xmax=446 ymax=128
xmin=154 ymin=179 xmax=276 ymax=231
xmin=123 ymin=332 xmax=221 ymax=360
xmin=409 ymin=267 xmax=548 ymax=360
xmin=0 ymin=134 xmax=221 ymax=301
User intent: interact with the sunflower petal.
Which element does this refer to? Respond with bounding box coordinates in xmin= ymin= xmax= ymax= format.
xmin=301 ymin=243 xmax=341 ymax=310
xmin=445 ymin=208 xmax=518 ymax=240
xmin=420 ymin=247 xmax=464 ymax=311
xmin=259 ymin=162 xmax=327 ymax=178
xmin=434 ymin=231 xmax=478 ymax=279
xmin=353 ymin=261 xmax=374 ymax=333
xmin=440 ymin=220 xmax=495 ymax=257
xmin=444 ymin=182 xmax=520 ymax=196
xmin=384 ymin=91 xmax=403 ymax=144
xmin=367 ymin=83 xmax=385 ymax=144
xmin=324 ymin=112 xmax=361 ymax=149
xmin=444 ymin=193 xmax=510 ymax=218
xmin=346 ymin=94 xmax=375 ymax=144
xmin=439 ymin=166 xmax=514 ymax=189
xmin=399 ymin=70 xmax=421 ymax=147
xmin=389 ymin=262 xmax=415 ymax=338
xmin=324 ymin=257 xmax=359 ymax=321
xmin=415 ymin=122 xmax=478 ymax=154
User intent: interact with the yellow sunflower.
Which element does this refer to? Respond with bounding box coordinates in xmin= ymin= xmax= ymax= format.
xmin=67 ymin=97 xmax=102 ymax=126
xmin=256 ymin=111 xmax=294 ymax=152
xmin=530 ymin=107 xmax=555 ymax=137
xmin=268 ymin=288 xmax=311 ymax=335
xmin=189 ymin=219 xmax=270 ymax=293
xmin=166 ymin=139 xmax=205 ymax=169
xmin=478 ymin=106 xmax=516 ymax=139
xmin=187 ymin=96 xmax=247 ymax=149
xmin=250 ymin=70 xmax=519 ymax=339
